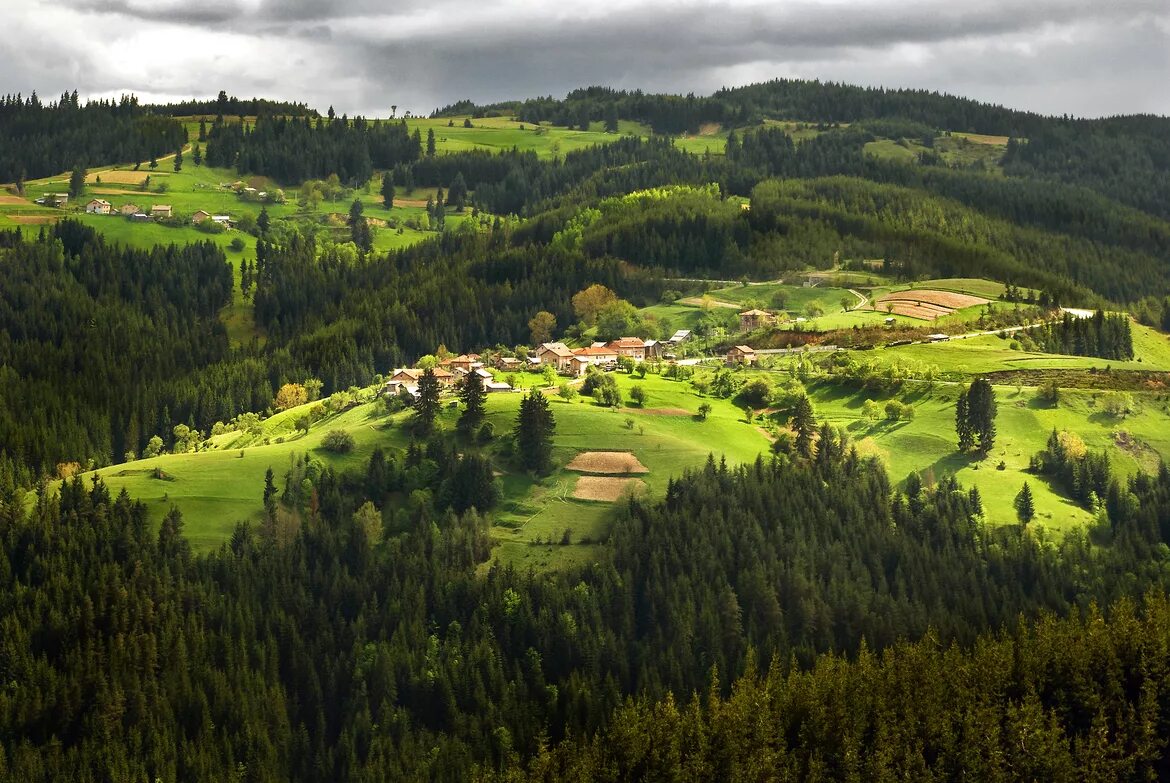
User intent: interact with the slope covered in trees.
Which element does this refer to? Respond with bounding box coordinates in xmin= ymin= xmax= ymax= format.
xmin=0 ymin=91 xmax=186 ymax=183
xmin=4 ymin=435 xmax=1170 ymax=779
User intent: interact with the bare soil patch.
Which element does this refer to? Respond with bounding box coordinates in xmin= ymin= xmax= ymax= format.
xmin=0 ymin=193 xmax=29 ymax=205
xmin=87 ymin=170 xmax=148 ymax=185
xmin=698 ymin=123 xmax=722 ymax=136
xmin=635 ymin=407 xmax=690 ymax=416
xmin=573 ymin=476 xmax=647 ymax=502
xmin=874 ymin=289 xmax=988 ymax=320
xmin=394 ymin=198 xmax=430 ymax=208
xmin=566 ymin=451 xmax=649 ymax=475
xmin=90 ymin=188 xmax=149 ymax=196
xmin=8 ymin=215 xmax=58 ymax=224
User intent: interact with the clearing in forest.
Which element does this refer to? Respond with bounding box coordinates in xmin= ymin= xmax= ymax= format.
xmin=573 ymin=476 xmax=648 ymax=502
xmin=565 ymin=451 xmax=649 ymax=475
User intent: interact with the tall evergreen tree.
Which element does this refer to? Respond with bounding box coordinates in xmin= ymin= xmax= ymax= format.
xmin=955 ymin=389 xmax=974 ymax=452
xmin=792 ymin=395 xmax=816 ymax=458
xmin=515 ymin=390 xmax=555 ymax=473
xmin=257 ymin=205 xmax=270 ymax=234
xmin=69 ymin=163 xmax=86 ymax=198
xmin=198 ymin=118 xmax=207 ymax=141
xmin=457 ymin=370 xmax=487 ymax=434
xmin=414 ymin=368 xmax=441 ymax=436
xmin=381 ymin=172 xmax=395 ymax=209
xmin=1015 ymin=481 xmax=1035 ymax=525
xmin=192 ymin=143 xmax=202 ymax=166
xmin=447 ymin=172 xmax=468 ymax=212
xmin=173 ymin=146 xmax=183 ymax=171
xmin=426 ymin=127 xmax=436 ymax=156
xmin=967 ymin=378 xmax=998 ymax=454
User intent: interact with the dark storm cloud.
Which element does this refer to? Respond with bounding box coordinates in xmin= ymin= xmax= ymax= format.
xmin=0 ymin=0 xmax=1166 ymax=118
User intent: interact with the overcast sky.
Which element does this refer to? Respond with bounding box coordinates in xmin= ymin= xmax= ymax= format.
xmin=1 ymin=0 xmax=1167 ymax=118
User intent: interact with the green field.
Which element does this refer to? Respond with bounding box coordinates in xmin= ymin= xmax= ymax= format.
xmin=403 ymin=116 xmax=650 ymax=158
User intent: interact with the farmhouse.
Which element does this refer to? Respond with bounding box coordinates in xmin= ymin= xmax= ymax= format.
xmin=536 ymin=342 xmax=575 ymax=372
xmin=151 ymin=205 xmax=172 ymax=218
xmin=643 ymin=339 xmax=665 ymax=360
xmin=120 ymin=203 xmax=140 ymax=216
xmin=739 ymin=309 xmax=775 ymax=331
xmin=727 ymin=345 xmax=757 ymax=365
xmin=608 ymin=337 xmax=647 ymax=361
xmin=382 ymin=379 xmax=419 ymax=399
xmin=390 ymin=367 xmax=456 ymax=387
xmin=447 ymin=354 xmax=481 ymax=374
xmin=485 ymin=380 xmax=513 ymax=393
xmin=191 ymin=210 xmax=212 ymax=224
xmin=495 ymin=356 xmax=523 ymax=371
xmin=85 ymin=199 xmax=112 ymax=215
xmin=44 ymin=193 xmax=69 ymax=207
xmin=569 ymin=345 xmax=619 ymax=376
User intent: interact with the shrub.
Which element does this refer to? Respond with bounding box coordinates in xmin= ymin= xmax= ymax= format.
xmin=697 ymin=402 xmax=712 ymax=421
xmin=229 ymin=237 xmax=246 ymax=252
xmin=477 ymin=421 xmax=495 ymax=444
xmin=629 ymin=385 xmax=647 ymax=406
xmin=321 ymin=429 xmax=356 ymax=453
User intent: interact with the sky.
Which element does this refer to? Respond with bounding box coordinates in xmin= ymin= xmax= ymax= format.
xmin=1 ymin=0 xmax=1167 ymax=118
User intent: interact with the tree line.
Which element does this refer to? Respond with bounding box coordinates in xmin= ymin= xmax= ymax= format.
xmin=0 ymin=91 xmax=186 ymax=184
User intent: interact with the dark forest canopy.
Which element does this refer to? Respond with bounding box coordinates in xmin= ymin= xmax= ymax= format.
xmin=3 ymin=436 xmax=1170 ymax=779
xmin=205 ymin=114 xmax=420 ymax=185
xmin=146 ymin=90 xmax=318 ymax=118
xmin=0 ymin=91 xmax=186 ymax=183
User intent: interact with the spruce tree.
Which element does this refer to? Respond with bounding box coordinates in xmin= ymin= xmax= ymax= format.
xmin=457 ymin=370 xmax=487 ymax=434
xmin=414 ymin=368 xmax=441 ymax=436
xmin=426 ymin=128 xmax=436 ymax=156
xmin=173 ymin=146 xmax=183 ymax=171
xmin=192 ymin=143 xmax=202 ymax=166
xmin=955 ymin=389 xmax=974 ymax=452
xmin=448 ymin=172 xmax=467 ymax=212
xmin=792 ymin=395 xmax=816 ymax=458
xmin=968 ymin=378 xmax=997 ymax=455
xmin=1015 ymin=481 xmax=1035 ymax=525
xmin=257 ymin=205 xmax=270 ymax=235
xmin=381 ymin=172 xmax=395 ymax=209
xmin=69 ymin=163 xmax=87 ymax=198
xmin=516 ymin=390 xmax=555 ymax=473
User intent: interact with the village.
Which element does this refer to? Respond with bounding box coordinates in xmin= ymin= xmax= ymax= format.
xmin=381 ymin=322 xmax=775 ymax=401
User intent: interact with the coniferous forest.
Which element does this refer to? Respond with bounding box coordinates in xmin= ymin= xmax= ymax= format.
xmin=2 ymin=75 xmax=1170 ymax=780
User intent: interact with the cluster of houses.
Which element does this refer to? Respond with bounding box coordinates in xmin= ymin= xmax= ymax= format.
xmin=79 ymin=199 xmax=177 ymax=222
xmin=383 ymin=330 xmax=697 ymax=399
xmin=79 ymin=199 xmax=233 ymax=227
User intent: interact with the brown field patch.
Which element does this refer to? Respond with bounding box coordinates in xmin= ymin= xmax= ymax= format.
xmin=635 ymin=407 xmax=690 ymax=416
xmin=0 ymin=193 xmax=29 ymax=205
xmin=956 ymin=132 xmax=1010 ymax=146
xmin=698 ymin=122 xmax=722 ymax=136
xmin=8 ymin=215 xmax=58 ymax=224
xmin=91 ymin=188 xmax=149 ymax=196
xmin=393 ymin=198 xmax=430 ymax=208
xmin=565 ymin=451 xmax=649 ymax=475
xmin=874 ymin=289 xmax=987 ymax=320
xmin=573 ymin=476 xmax=647 ymax=502
xmin=86 ymin=170 xmax=149 ymax=185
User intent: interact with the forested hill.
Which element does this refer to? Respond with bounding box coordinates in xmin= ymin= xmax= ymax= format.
xmin=432 ymin=79 xmax=1170 ymax=219
xmin=146 ymin=91 xmax=318 ymax=118
xmin=4 ymin=440 xmax=1170 ymax=778
xmin=0 ymin=92 xmax=186 ymax=183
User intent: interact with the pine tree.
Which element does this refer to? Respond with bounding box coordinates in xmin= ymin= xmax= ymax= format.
xmin=192 ymin=143 xmax=202 ymax=166
xmin=516 ymin=390 xmax=555 ymax=473
xmin=792 ymin=395 xmax=816 ymax=458
xmin=1015 ymin=481 xmax=1035 ymax=525
xmin=448 ymin=172 xmax=468 ymax=212
xmin=262 ymin=467 xmax=278 ymax=520
xmin=457 ymin=370 xmax=487 ymax=434
xmin=955 ymin=389 xmax=974 ymax=452
xmin=198 ymin=118 xmax=207 ymax=141
xmin=381 ymin=172 xmax=395 ymax=209
xmin=257 ymin=206 xmax=270 ymax=235
xmin=173 ymin=146 xmax=183 ymax=171
xmin=426 ymin=127 xmax=436 ymax=156
xmin=69 ymin=163 xmax=87 ymax=198
xmin=967 ymin=378 xmax=997 ymax=455
xmin=415 ymin=368 xmax=441 ymax=436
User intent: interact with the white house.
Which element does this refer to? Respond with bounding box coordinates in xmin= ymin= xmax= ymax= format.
xmin=85 ymin=199 xmax=112 ymax=215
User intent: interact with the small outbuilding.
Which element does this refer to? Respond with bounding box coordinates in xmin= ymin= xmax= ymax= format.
xmin=727 ymin=345 xmax=757 ymax=365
